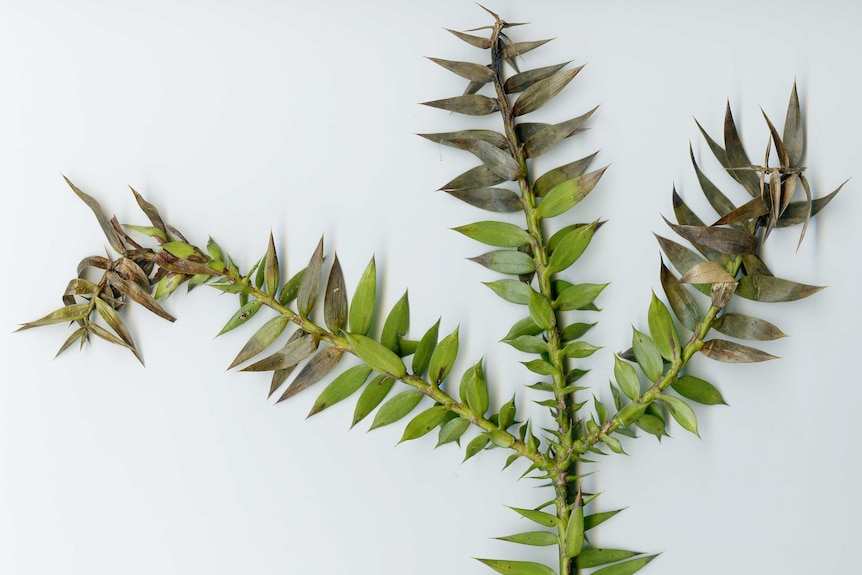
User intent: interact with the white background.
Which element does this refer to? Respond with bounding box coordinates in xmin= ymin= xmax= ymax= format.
xmin=1 ymin=1 xmax=860 ymax=573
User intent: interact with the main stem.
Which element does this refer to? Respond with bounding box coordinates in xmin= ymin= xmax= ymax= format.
xmin=488 ymin=18 xmax=579 ymax=575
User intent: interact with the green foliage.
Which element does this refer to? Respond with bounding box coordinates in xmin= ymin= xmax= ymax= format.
xmin=18 ymin=7 xmax=844 ymax=575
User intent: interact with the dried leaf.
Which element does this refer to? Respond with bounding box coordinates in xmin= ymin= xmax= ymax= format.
xmin=500 ymin=38 xmax=553 ymax=60
xmin=723 ymin=103 xmax=761 ymax=197
xmin=468 ymin=250 xmax=535 ymax=275
xmin=454 ymin=221 xmax=532 ymax=248
xmin=421 ymin=94 xmax=499 ymax=116
xmin=512 ymin=67 xmax=582 ymax=117
xmin=700 ymin=339 xmax=778 ymax=363
xmin=532 ymin=152 xmax=597 ymax=196
xmin=268 ymin=330 xmax=308 ymax=398
xmin=63 ymin=176 xmax=126 ymax=254
xmin=298 ymin=237 xmax=324 ymax=317
xmin=444 ymin=187 xmax=522 ymax=213
xmin=712 ymin=196 xmax=769 ymax=226
xmin=77 ymin=255 xmax=111 ymax=277
xmin=264 ymin=232 xmax=279 ymax=297
xmin=55 ymin=326 xmax=88 ymax=358
xmin=105 ymin=271 xmax=176 ymax=322
xmin=17 ymin=303 xmax=90 ymax=331
xmin=777 ymin=179 xmax=846 ymax=227
xmin=524 ymin=107 xmax=596 ymax=158
xmin=735 ymin=274 xmax=824 ymax=303
xmin=440 ymin=165 xmax=506 ymax=191
xmin=660 ymin=261 xmax=701 ymax=331
xmin=655 ymin=234 xmax=706 ymax=276
xmin=784 ymin=82 xmax=804 ymax=167
xmin=426 ymin=57 xmax=494 ymax=82
xmin=690 ymin=144 xmax=735 ymax=216
xmin=679 ymin=261 xmax=737 ymax=285
xmin=154 ymin=251 xmax=219 ymax=276
xmin=241 ymin=330 xmax=319 ymax=373
xmin=504 ymin=61 xmax=571 ymax=93
xmin=694 ymin=118 xmax=730 ymax=171
xmin=445 ymin=28 xmax=492 ymax=49
xmin=324 ymin=255 xmax=348 ymax=333
xmin=710 ymin=281 xmax=737 ymax=309
xmin=418 ymin=129 xmax=506 ymax=151
xmin=229 ymin=315 xmax=291 ymax=370
xmin=713 ymin=312 xmax=787 ymax=341
xmin=741 ymin=254 xmax=772 ymax=277
xmin=664 ymin=217 xmax=757 ymax=255
xmin=448 ymin=139 xmax=523 ymax=180
xmin=279 ymin=347 xmax=344 ymax=402
xmin=93 ymin=297 xmax=141 ymax=362
xmin=672 ymin=187 xmax=706 ymax=226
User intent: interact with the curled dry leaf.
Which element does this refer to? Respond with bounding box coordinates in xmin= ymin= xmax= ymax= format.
xmin=679 ymin=261 xmax=736 ymax=285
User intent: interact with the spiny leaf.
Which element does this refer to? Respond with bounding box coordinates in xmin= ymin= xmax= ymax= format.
xmin=279 ymin=347 xmax=344 ymax=402
xmin=493 ymin=531 xmax=556 ymax=546
xmin=426 ymin=57 xmax=494 ymax=82
xmin=228 ymin=316 xmax=290 ymax=370
xmin=445 ymin=28 xmax=492 ymax=49
xmin=278 ymin=267 xmax=306 ymax=305
xmin=307 ymin=365 xmax=373 ymax=417
xmin=349 ymin=256 xmax=376 ymax=336
xmin=440 ymin=165 xmax=507 ymax=191
xmin=735 ymin=274 xmax=824 ymax=303
xmin=298 ymin=237 xmax=324 ymax=317
xmin=468 ymin=250 xmax=535 ymax=275
xmin=369 ymin=390 xmax=423 ymax=430
xmin=500 ymin=38 xmax=553 ymax=60
xmin=590 ymin=554 xmax=659 ymax=575
xmin=659 ymin=261 xmax=701 ymax=331
xmin=512 ymin=67 xmax=582 ymax=117
xmin=524 ymin=107 xmax=596 ymax=158
xmin=504 ymin=61 xmax=571 ymax=93
xmin=664 ymin=217 xmax=757 ymax=255
xmin=700 ymin=339 xmax=778 ymax=363
xmin=399 ymin=406 xmax=449 ymax=443
xmin=475 ymin=559 xmax=556 ymax=575
xmin=534 ymin=152 xmax=598 ymax=197
xmin=723 ymin=103 xmax=761 ymax=197
xmin=672 ymin=375 xmax=726 ymax=406
xmin=63 ymin=176 xmax=126 ymax=254
xmin=454 ymin=221 xmax=532 ymax=248
xmin=444 ymin=187 xmax=522 ymax=213
xmin=584 ymin=509 xmax=623 ymax=531
xmin=422 ymin=94 xmax=499 ymax=116
xmin=324 ymin=255 xmax=348 ymax=333
xmin=346 ymin=333 xmax=407 ymax=378
xmin=784 ymin=81 xmax=804 ymax=167
xmin=713 ymin=312 xmax=787 ymax=341
xmin=507 ymin=506 xmax=560 ymax=528
xmin=240 ymin=331 xmax=317 ymax=372
xmin=352 ymin=374 xmax=395 ymax=428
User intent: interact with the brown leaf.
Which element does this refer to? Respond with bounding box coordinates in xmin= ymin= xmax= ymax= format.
xmin=63 ymin=176 xmax=126 ymax=254
xmin=694 ymin=118 xmax=730 ymax=171
xmin=679 ymin=261 xmax=737 ymax=285
xmin=17 ymin=303 xmax=91 ymax=331
xmin=700 ymin=339 xmax=778 ymax=363
xmin=129 ymin=186 xmax=167 ymax=235
xmin=660 ymin=261 xmax=701 ymax=331
xmin=421 ymin=94 xmax=499 ymax=116
xmin=777 ymin=179 xmax=846 ymax=228
xmin=443 ymin=187 xmax=522 ymax=213
xmin=741 ymin=255 xmax=773 ymax=277
xmin=504 ymin=61 xmax=571 ymax=93
xmin=524 ymin=107 xmax=596 ymax=158
xmin=105 ymin=271 xmax=176 ymax=322
xmin=783 ymin=82 xmax=804 ymax=167
xmin=426 ymin=57 xmax=494 ymax=83
xmin=267 ymin=330 xmax=309 ymax=398
xmin=690 ymin=144 xmax=735 ymax=217
xmin=237 ymin=324 xmax=314 ymax=372
xmin=445 ymin=28 xmax=492 ymax=49
xmin=512 ymin=67 xmax=582 ymax=117
xmin=64 ymin=278 xmax=98 ymax=297
xmin=710 ymin=281 xmax=737 ymax=308
xmin=735 ymin=274 xmax=824 ymax=303
xmin=664 ymin=217 xmax=758 ymax=255
xmin=534 ymin=152 xmax=598 ymax=196
xmin=713 ymin=313 xmax=787 ymax=341
xmin=278 ymin=347 xmax=345 ymax=403
xmin=418 ymin=129 xmax=507 ymax=151
xmin=723 ymin=104 xmax=761 ymax=197
xmin=655 ymin=234 xmax=706 ymax=276
xmin=440 ymin=165 xmax=506 ymax=191
xmin=448 ymin=139 xmax=523 ymax=180
xmin=761 ymin=109 xmax=789 ymax=168
xmin=94 ymin=297 xmax=142 ymax=363
xmin=55 ymin=326 xmax=88 ymax=358
xmin=154 ymin=251 xmax=218 ymax=276
xmin=713 ymin=196 xmax=769 ymax=226
xmin=324 ymin=255 xmax=348 ymax=333
xmin=500 ymin=38 xmax=553 ymax=59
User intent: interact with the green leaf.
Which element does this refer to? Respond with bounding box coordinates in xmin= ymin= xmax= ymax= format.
xmin=524 ymin=107 xmax=595 ymax=158
xmin=512 ymin=67 xmax=582 ymax=116
xmin=659 ymin=394 xmax=699 ymax=437
xmin=528 ymin=290 xmax=556 ymax=331
xmin=614 ymin=355 xmax=640 ymax=401
xmin=505 ymin=335 xmax=549 ymax=354
xmin=464 ymin=364 xmax=489 ymax=416
xmin=713 ymin=312 xmax=787 ymax=341
xmin=632 ymin=328 xmax=663 ymax=383
xmin=507 ymin=506 xmax=560 ymax=528
xmin=485 ymin=279 xmax=531 ymax=305
xmin=469 ymin=250 xmax=535 ymax=275
xmin=381 ymin=291 xmax=410 ymax=353
xmin=591 ymin=555 xmax=659 ymax=575
xmin=648 ymin=292 xmax=680 ymax=362
xmin=227 ymin=315 xmax=289 ymax=370
xmin=735 ymin=275 xmax=824 ymax=303
xmin=534 ymin=152 xmax=598 ymax=197
xmin=463 ymin=433 xmax=490 ymax=462
xmin=584 ymin=508 xmax=623 ymax=531
xmin=422 ymin=94 xmax=499 ymax=116
xmin=445 ymin=187 xmax=522 ymax=213
xmin=498 ymin=395 xmax=516 ymax=429
xmin=369 ymin=390 xmax=424 ymax=430
xmin=278 ymin=267 xmax=306 ymax=305
xmin=561 ymin=341 xmax=601 ymax=359
xmin=636 ymin=412 xmax=667 ymax=439
xmin=454 ymin=221 xmax=532 ymax=248
xmin=672 ymin=375 xmax=726 ymax=406
xmin=536 ymin=167 xmax=607 ymax=219
xmin=564 ymin=499 xmax=585 ymax=558
xmin=349 ymin=256 xmax=376 ymax=336
xmin=428 ymin=327 xmax=459 ymax=385
xmin=555 ymin=283 xmax=608 ymax=311
xmin=547 ymin=222 xmax=597 ymax=275
xmin=522 ymin=359 xmax=557 ymax=376
xmin=307 ymin=365 xmax=373 ymax=417
xmin=475 ymin=558 xmax=556 ymax=575
xmin=575 ymin=548 xmax=642 ymax=569
xmin=412 ymin=320 xmax=440 ymax=376
xmin=324 ymin=255 xmax=348 ymax=333
xmin=399 ymin=406 xmax=449 ymax=443
xmin=352 ymin=375 xmax=395 ymax=428
xmin=503 ymin=317 xmax=543 ymax=341
xmin=426 ymin=57 xmax=494 ymax=82
xmin=437 ymin=417 xmax=470 ymax=446
xmin=493 ymin=531 xmax=556 ymax=546
xmin=346 ymin=333 xmax=407 ymax=378
xmin=264 ymin=232 xmax=279 ymax=297
xmin=298 ymin=237 xmax=324 ymax=317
